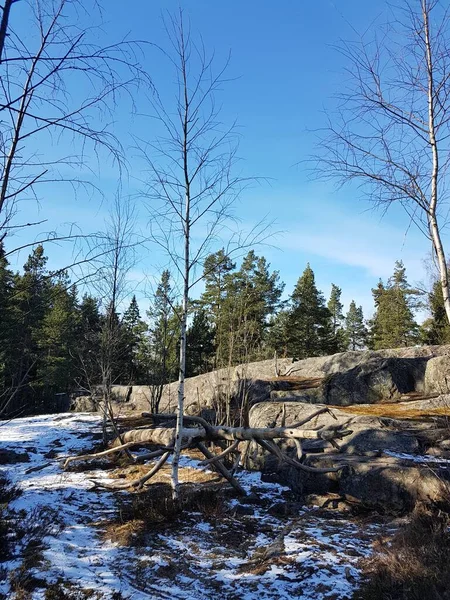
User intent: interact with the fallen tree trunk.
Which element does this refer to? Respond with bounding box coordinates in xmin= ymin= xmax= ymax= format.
xmin=64 ymin=409 xmax=352 ymax=493
xmin=115 ymin=424 xmax=352 ymax=446
xmin=112 ymin=426 xmax=206 ymax=448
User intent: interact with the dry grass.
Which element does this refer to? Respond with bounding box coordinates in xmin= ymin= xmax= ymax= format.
xmin=109 ymin=456 xmax=222 ymax=487
xmin=338 ymin=403 xmax=450 ymax=419
xmin=354 ymin=507 xmax=450 ymax=600
xmin=103 ymin=451 xmax=229 ymax=548
xmin=102 ymin=481 xmax=229 ymax=547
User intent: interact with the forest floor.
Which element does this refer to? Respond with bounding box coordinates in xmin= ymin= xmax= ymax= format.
xmin=0 ymin=413 xmax=397 ymax=600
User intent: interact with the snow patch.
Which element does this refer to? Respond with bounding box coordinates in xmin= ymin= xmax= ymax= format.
xmin=0 ymin=412 xmax=383 ymax=599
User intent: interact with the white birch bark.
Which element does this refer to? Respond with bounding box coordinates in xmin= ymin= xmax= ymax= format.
xmin=423 ymin=0 xmax=450 ymax=324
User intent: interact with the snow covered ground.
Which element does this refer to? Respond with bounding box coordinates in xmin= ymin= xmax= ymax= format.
xmin=0 ymin=413 xmax=384 ymax=599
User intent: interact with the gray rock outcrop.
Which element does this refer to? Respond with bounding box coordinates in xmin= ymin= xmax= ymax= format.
xmin=424 ymin=355 xmax=450 ymax=394
xmin=70 ymin=343 xmax=450 ymax=512
xmin=75 ymin=344 xmax=450 ymax=415
xmin=249 ymin=401 xmax=450 ymax=511
xmin=71 ymin=396 xmax=98 ymax=412
xmin=323 ymin=357 xmax=428 ymax=405
xmin=248 ymin=401 xmax=419 ymax=467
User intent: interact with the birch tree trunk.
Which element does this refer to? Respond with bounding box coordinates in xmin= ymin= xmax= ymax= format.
xmin=423 ymin=0 xmax=450 ymax=324
xmin=171 ymin=204 xmax=190 ymax=500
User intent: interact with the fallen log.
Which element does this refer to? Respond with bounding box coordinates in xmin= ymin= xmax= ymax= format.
xmin=199 ymin=440 xmax=240 ymax=466
xmin=115 ymin=424 xmax=352 ymax=446
xmin=64 ymin=410 xmax=352 ymax=494
xmin=112 ymin=426 xmax=206 ymax=448
xmin=143 ymin=412 xmax=213 ymax=433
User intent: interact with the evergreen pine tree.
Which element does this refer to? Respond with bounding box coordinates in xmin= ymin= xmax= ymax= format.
xmin=345 ymin=300 xmax=367 ymax=350
xmin=121 ymin=295 xmax=148 ymax=383
xmin=0 ymin=243 xmax=16 ymax=413
xmin=99 ymin=300 xmax=123 ymax=387
xmin=369 ymin=261 xmax=419 ymax=349
xmin=199 ymin=249 xmax=235 ymax=367
xmin=421 ymin=279 xmax=450 ymax=344
xmin=11 ymin=245 xmax=51 ymax=411
xmin=328 ymin=284 xmax=344 ymax=332
xmin=228 ymin=251 xmax=284 ymax=364
xmin=75 ymin=294 xmax=102 ymax=390
xmin=37 ymin=274 xmax=79 ymax=400
xmin=288 ymin=264 xmax=333 ymax=358
xmin=368 ymin=280 xmax=386 ymax=349
xmin=327 ymin=283 xmax=347 ymax=352
xmin=148 ymin=271 xmax=179 ymax=387
xmin=267 ymin=310 xmax=290 ymax=357
xmin=186 ymin=309 xmax=215 ymax=377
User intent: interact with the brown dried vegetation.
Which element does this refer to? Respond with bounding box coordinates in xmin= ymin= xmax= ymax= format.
xmin=102 ymin=482 xmax=229 ymax=547
xmin=354 ymin=507 xmax=450 ymax=600
xmin=338 ymin=403 xmax=450 ymax=419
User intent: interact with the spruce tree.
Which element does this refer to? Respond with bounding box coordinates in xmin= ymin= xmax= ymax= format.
xmin=186 ymin=309 xmax=215 ymax=377
xmin=288 ymin=264 xmax=333 ymax=359
xmin=0 ymin=244 xmax=13 ymax=344
xmin=75 ymin=294 xmax=102 ymax=390
xmin=11 ymin=245 xmax=51 ymax=411
xmin=327 ymin=283 xmax=347 ymax=352
xmin=345 ymin=300 xmax=367 ymax=350
xmin=37 ymin=274 xmax=79 ymax=400
xmin=421 ymin=279 xmax=450 ymax=344
xmin=121 ymin=295 xmax=148 ymax=383
xmin=99 ymin=301 xmax=122 ymax=391
xmin=369 ymin=261 xmax=419 ymax=349
xmin=0 ymin=243 xmax=15 ymax=412
xmin=148 ymin=271 xmax=179 ymax=388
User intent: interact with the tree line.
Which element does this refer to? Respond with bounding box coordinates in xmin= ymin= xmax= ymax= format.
xmin=1 ymin=242 xmax=447 ymax=416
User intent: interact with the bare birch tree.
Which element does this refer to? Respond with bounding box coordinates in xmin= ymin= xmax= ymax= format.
xmin=140 ymin=12 xmax=260 ymax=500
xmin=90 ymin=195 xmax=137 ymax=443
xmin=0 ymin=0 xmax=146 ymax=249
xmin=318 ymin=0 xmax=450 ymax=323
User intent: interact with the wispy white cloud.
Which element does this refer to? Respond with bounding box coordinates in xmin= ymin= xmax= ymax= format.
xmin=277 ymin=200 xmax=429 ymax=279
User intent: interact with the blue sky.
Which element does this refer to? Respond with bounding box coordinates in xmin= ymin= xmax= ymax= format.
xmin=7 ymin=0 xmax=436 ymax=319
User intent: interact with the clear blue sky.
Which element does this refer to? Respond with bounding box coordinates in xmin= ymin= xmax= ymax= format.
xmin=7 ymin=0 xmax=435 ymax=319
